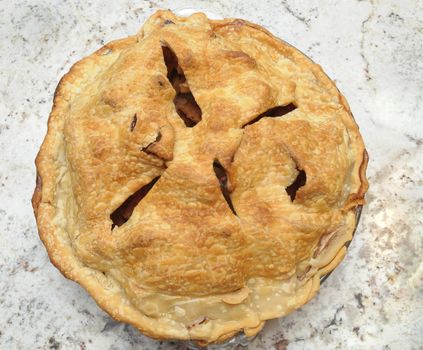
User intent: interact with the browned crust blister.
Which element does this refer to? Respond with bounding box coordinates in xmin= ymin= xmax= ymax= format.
xmin=32 ymin=10 xmax=368 ymax=344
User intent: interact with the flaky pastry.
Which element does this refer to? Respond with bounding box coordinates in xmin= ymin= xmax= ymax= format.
xmin=32 ymin=10 xmax=368 ymax=344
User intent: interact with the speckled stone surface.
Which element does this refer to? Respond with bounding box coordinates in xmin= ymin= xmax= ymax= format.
xmin=1 ymin=1 xmax=422 ymax=349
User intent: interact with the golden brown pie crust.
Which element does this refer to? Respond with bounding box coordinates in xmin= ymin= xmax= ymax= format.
xmin=32 ymin=10 xmax=368 ymax=344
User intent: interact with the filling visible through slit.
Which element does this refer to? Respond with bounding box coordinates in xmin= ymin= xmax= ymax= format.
xmin=285 ymin=168 xmax=306 ymax=201
xmin=243 ymin=103 xmax=297 ymax=127
xmin=161 ymin=45 xmax=202 ymax=127
xmin=110 ymin=177 xmax=160 ymax=229
xmin=213 ymin=160 xmax=237 ymax=215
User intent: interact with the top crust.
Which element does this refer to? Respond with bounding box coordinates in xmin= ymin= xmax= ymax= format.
xmin=33 ymin=10 xmax=368 ymax=344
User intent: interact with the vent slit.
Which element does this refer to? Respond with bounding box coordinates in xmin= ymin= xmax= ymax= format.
xmin=110 ymin=177 xmax=160 ymax=229
xmin=213 ymin=160 xmax=237 ymax=216
xmin=285 ymin=169 xmax=306 ymax=201
xmin=140 ymin=132 xmax=162 ymax=155
xmin=130 ymin=114 xmax=137 ymax=132
xmin=161 ymin=45 xmax=202 ymax=127
xmin=243 ymin=103 xmax=297 ymax=127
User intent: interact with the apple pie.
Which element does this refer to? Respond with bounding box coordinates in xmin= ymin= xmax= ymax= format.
xmin=32 ymin=10 xmax=368 ymax=345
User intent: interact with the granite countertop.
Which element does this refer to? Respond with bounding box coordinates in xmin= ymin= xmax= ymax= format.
xmin=1 ymin=0 xmax=422 ymax=349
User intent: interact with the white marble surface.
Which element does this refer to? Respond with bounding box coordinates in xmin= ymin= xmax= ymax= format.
xmin=1 ymin=0 xmax=422 ymax=349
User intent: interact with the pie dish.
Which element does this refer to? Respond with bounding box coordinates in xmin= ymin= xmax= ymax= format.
xmin=32 ymin=10 xmax=369 ymax=345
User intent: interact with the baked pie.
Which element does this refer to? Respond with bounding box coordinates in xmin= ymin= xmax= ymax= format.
xmin=32 ymin=10 xmax=368 ymax=345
